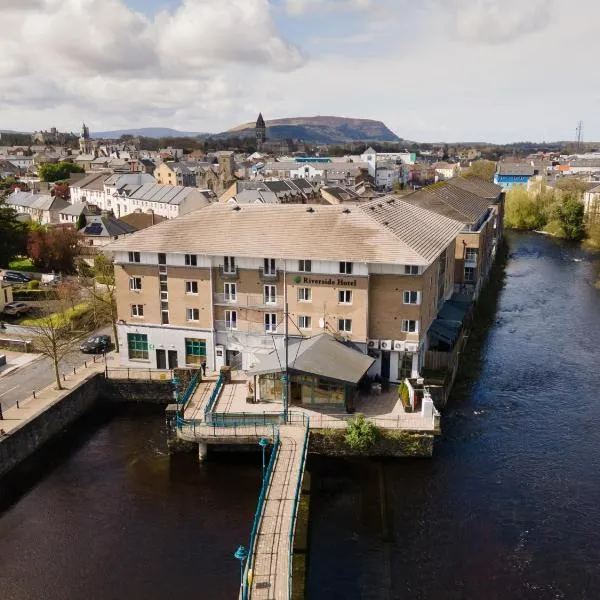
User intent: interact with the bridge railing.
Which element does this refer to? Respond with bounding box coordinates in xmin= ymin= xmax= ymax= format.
xmin=242 ymin=430 xmax=281 ymax=600
xmin=203 ymin=373 xmax=225 ymax=421
xmin=179 ymin=369 xmax=202 ymax=411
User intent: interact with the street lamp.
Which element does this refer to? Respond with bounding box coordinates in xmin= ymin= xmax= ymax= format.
xmin=258 ymin=437 xmax=270 ymax=482
xmin=234 ymin=545 xmax=248 ymax=590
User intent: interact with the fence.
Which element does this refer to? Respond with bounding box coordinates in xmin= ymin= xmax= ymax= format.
xmin=104 ymin=367 xmax=174 ymax=381
xmin=179 ymin=369 xmax=201 ymax=411
xmin=424 ymin=350 xmax=453 ymax=371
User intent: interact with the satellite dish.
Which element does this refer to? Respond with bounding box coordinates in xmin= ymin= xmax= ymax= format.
xmin=318 ymin=318 xmax=325 ymax=328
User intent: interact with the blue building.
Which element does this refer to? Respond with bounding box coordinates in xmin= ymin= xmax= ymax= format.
xmin=494 ymin=163 xmax=535 ymax=190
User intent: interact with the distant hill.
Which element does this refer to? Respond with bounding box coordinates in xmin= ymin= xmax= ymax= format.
xmin=222 ymin=116 xmax=401 ymax=143
xmin=91 ymin=127 xmax=205 ymax=139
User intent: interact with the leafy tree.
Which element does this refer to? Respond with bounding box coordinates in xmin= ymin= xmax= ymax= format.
xmin=51 ymin=182 xmax=70 ymax=200
xmin=462 ymin=159 xmax=497 ymax=182
xmin=505 ymin=186 xmax=553 ymax=230
xmin=554 ymin=194 xmax=585 ymax=241
xmin=76 ymin=213 xmax=87 ymax=230
xmin=38 ymin=161 xmax=84 ymax=183
xmin=344 ymin=413 xmax=379 ymax=451
xmin=27 ymin=227 xmax=81 ymax=273
xmin=0 ymin=201 xmax=28 ymax=267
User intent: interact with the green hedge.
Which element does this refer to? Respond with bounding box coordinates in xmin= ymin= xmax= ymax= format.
xmin=12 ymin=289 xmax=58 ymax=300
xmin=21 ymin=302 xmax=91 ymax=327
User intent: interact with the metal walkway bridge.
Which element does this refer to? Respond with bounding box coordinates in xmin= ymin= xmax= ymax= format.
xmin=175 ymin=372 xmax=309 ymax=600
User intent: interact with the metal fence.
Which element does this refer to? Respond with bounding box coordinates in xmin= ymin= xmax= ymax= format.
xmin=104 ymin=367 xmax=174 ymax=381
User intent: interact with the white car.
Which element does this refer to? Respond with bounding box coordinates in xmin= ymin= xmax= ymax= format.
xmin=2 ymin=301 xmax=30 ymax=316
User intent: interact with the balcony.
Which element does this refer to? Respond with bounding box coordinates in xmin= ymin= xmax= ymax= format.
xmin=213 ymin=293 xmax=282 ymax=308
xmin=219 ymin=266 xmax=239 ymax=280
xmin=259 ymin=267 xmax=280 ymax=282
xmin=214 ymin=320 xmax=283 ymax=335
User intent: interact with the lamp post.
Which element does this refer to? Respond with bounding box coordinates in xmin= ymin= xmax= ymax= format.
xmin=258 ymin=437 xmax=269 ymax=482
xmin=172 ymin=376 xmax=181 ymax=412
xmin=234 ymin=545 xmax=248 ymax=591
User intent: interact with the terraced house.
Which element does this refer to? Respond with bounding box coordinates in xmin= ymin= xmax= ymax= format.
xmin=108 ymin=200 xmax=468 ymax=385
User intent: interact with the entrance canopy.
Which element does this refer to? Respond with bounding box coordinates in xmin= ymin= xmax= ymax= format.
xmin=249 ymin=333 xmax=374 ymax=385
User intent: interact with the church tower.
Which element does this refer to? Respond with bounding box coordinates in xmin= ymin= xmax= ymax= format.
xmin=255 ymin=112 xmax=266 ymax=151
xmin=79 ymin=122 xmax=92 ymax=155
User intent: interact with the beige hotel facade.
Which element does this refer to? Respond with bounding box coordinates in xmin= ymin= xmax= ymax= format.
xmin=109 ymin=200 xmax=465 ymax=382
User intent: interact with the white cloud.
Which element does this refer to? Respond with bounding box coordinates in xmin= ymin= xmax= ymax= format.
xmin=283 ymin=0 xmax=373 ymax=16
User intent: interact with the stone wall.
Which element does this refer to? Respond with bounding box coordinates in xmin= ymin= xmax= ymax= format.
xmin=101 ymin=380 xmax=173 ymax=404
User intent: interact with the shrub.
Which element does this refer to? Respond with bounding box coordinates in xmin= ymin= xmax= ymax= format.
xmin=28 ymin=280 xmax=40 ymax=290
xmin=344 ymin=413 xmax=379 ymax=451
xmin=12 ymin=289 xmax=57 ymax=300
xmin=21 ymin=302 xmax=91 ymax=328
xmin=399 ymin=382 xmax=411 ymax=411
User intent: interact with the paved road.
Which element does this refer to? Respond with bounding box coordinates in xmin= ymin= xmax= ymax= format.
xmin=0 ymin=327 xmax=114 ymax=413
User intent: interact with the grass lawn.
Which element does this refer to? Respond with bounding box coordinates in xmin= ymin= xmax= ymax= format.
xmin=21 ymin=302 xmax=91 ymax=327
xmin=8 ymin=257 xmax=37 ymax=272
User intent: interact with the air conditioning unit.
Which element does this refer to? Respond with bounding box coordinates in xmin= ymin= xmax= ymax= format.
xmin=367 ymin=339 xmax=380 ymax=350
xmin=405 ymin=342 xmax=418 ymax=352
xmin=393 ymin=340 xmax=404 ymax=352
xmin=380 ymin=339 xmax=392 ymax=351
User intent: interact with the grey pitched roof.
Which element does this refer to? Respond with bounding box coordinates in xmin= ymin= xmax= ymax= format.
xmin=448 ymin=176 xmax=503 ymax=201
xmin=232 ymin=189 xmax=280 ymax=204
xmin=114 ymin=182 xmax=207 ymax=207
xmin=497 ymin=163 xmax=535 ymax=176
xmin=59 ymin=202 xmax=91 ymax=217
xmin=6 ymin=190 xmax=69 ymax=212
xmin=107 ymin=197 xmax=464 ymax=266
xmin=249 ymin=333 xmax=374 ymax=384
xmin=80 ymin=214 xmax=137 ymax=238
xmin=69 ymin=172 xmax=109 ymax=191
xmin=400 ymin=182 xmax=493 ymax=225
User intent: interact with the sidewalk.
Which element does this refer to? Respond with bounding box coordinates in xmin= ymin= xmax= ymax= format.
xmin=0 ymin=350 xmax=42 ymax=378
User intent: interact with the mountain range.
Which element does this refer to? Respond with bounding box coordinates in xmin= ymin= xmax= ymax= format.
xmin=90 ymin=127 xmax=205 ymax=139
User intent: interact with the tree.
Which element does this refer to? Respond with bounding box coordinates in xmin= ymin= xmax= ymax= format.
xmin=27 ymin=227 xmax=81 ymax=273
xmin=24 ymin=302 xmax=81 ymax=390
xmin=85 ymin=254 xmax=120 ymax=353
xmin=0 ymin=201 xmax=28 ymax=267
xmin=554 ymin=194 xmax=585 ymax=241
xmin=76 ymin=213 xmax=87 ymax=230
xmin=462 ymin=159 xmax=497 ymax=182
xmin=51 ymin=182 xmax=70 ymax=200
xmin=344 ymin=413 xmax=379 ymax=451
xmin=38 ymin=161 xmax=84 ymax=183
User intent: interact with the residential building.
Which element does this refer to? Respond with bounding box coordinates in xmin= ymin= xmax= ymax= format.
xmin=79 ymin=213 xmax=137 ymax=247
xmin=262 ymin=160 xmax=368 ymax=186
xmin=434 ymin=162 xmax=460 ymax=180
xmin=196 ymin=152 xmax=237 ymax=195
xmin=119 ymin=210 xmax=167 ymax=230
xmin=69 ymin=172 xmax=110 ymax=206
xmin=155 ymin=162 xmax=197 ymax=187
xmin=5 ymin=190 xmax=69 ymax=225
xmin=58 ymin=201 xmax=99 ymax=225
xmin=107 ymin=201 xmax=464 ymax=383
xmin=1 ymin=283 xmax=14 ymax=313
xmin=494 ymin=163 xmax=535 ymax=189
xmin=583 ymin=184 xmax=600 ymax=224
xmin=220 ymin=179 xmax=319 ymax=204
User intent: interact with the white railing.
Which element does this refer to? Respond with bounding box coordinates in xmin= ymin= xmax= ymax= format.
xmin=214 ymin=320 xmax=283 ymax=335
xmin=213 ymin=293 xmax=283 ymax=308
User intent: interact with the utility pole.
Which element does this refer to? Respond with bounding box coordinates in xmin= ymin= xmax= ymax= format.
xmin=576 ymin=121 xmax=584 ymax=153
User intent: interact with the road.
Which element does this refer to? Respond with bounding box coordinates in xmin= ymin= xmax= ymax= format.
xmin=0 ymin=326 xmax=114 ymax=413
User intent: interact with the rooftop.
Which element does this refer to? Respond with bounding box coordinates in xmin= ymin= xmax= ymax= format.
xmin=448 ymin=176 xmax=503 ymax=200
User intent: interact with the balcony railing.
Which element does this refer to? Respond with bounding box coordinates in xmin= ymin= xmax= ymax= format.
xmin=213 ymin=293 xmax=282 ymax=308
xmin=214 ymin=320 xmax=283 ymax=335
xmin=218 ymin=266 xmax=239 ymax=280
xmin=259 ymin=267 xmax=280 ymax=282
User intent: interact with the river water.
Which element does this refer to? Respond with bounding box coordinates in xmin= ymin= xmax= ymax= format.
xmin=0 ymin=232 xmax=598 ymax=600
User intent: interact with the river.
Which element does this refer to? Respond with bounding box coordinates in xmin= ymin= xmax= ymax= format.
xmin=307 ymin=232 xmax=600 ymax=599
xmin=0 ymin=232 xmax=598 ymax=600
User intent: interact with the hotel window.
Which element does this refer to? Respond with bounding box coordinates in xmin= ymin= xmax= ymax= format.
xmin=224 ymin=282 xmax=237 ymax=302
xmin=225 ymin=310 xmax=237 ymax=330
xmin=185 ymin=338 xmax=206 ymax=366
xmin=127 ymin=333 xmax=148 ymax=360
xmin=263 ymin=258 xmax=276 ymax=275
xmin=298 ymin=259 xmax=311 ymax=273
xmin=297 ymin=287 xmax=312 ymax=302
xmin=186 ymin=308 xmax=200 ymax=321
xmin=464 ymin=267 xmax=476 ymax=282
xmin=128 ymin=251 xmax=140 ymax=263
xmin=338 ymin=290 xmax=352 ymax=304
xmin=224 ymin=256 xmax=236 ymax=273
xmin=158 ymin=253 xmax=166 ymax=265
xmin=405 ymin=265 xmax=419 ymax=275
xmin=465 ymin=248 xmax=478 ymax=262
xmin=185 ymin=281 xmax=198 ymax=295
xmin=161 ymin=309 xmax=169 ymax=324
xmin=338 ymin=319 xmax=352 ymax=333
xmin=402 ymin=320 xmax=418 ymax=333
xmin=264 ymin=285 xmax=276 ymax=304
xmin=339 ymin=261 xmax=353 ymax=275
xmin=131 ymin=304 xmax=144 ymax=317
xmin=129 ymin=277 xmax=142 ymax=291
xmin=297 ymin=315 xmax=312 ymax=330
xmin=403 ymin=291 xmax=419 ymax=305
xmin=264 ymin=313 xmax=277 ymax=333
xmin=185 ymin=254 xmax=197 ymax=267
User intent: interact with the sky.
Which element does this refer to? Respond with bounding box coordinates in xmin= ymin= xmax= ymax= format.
xmin=0 ymin=0 xmax=598 ymax=143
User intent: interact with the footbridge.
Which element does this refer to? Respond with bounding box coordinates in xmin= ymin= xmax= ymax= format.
xmin=175 ymin=372 xmax=309 ymax=599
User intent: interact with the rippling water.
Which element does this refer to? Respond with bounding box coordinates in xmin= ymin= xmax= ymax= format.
xmin=0 ymin=406 xmax=260 ymax=600
xmin=307 ymin=233 xmax=600 ymax=600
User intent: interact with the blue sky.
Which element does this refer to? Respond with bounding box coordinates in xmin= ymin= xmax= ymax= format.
xmin=0 ymin=0 xmax=598 ymax=142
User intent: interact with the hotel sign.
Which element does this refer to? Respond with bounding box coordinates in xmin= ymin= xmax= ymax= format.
xmin=300 ymin=276 xmax=358 ymax=287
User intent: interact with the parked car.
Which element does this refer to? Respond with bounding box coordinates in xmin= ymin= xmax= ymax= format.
xmin=2 ymin=271 xmax=32 ymax=283
xmin=79 ymin=335 xmax=111 ymax=354
xmin=41 ymin=273 xmax=62 ymax=286
xmin=2 ymin=301 xmax=30 ymax=316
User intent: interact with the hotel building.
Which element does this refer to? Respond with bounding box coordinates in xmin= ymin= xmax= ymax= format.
xmin=108 ymin=200 xmax=465 ymax=383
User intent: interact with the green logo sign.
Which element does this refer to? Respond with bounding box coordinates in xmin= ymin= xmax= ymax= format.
xmin=294 ymin=275 xmax=302 ymax=284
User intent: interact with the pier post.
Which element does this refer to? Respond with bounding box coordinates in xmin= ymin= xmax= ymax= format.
xmin=198 ymin=442 xmax=208 ymax=462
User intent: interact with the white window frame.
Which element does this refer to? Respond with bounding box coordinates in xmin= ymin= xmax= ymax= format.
xmin=225 ymin=310 xmax=237 ymax=330
xmin=338 ymin=290 xmax=353 ymax=304
xmin=298 ymin=259 xmax=312 ymax=273
xmin=224 ymin=282 xmax=237 ymax=302
xmin=185 ymin=254 xmax=197 ymax=267
xmin=224 ymin=256 xmax=236 ymax=274
xmin=465 ymin=248 xmax=478 ymax=262
xmin=186 ymin=307 xmax=200 ymax=322
xmin=339 ymin=261 xmax=353 ymax=275
xmin=297 ymin=315 xmax=312 ymax=330
xmin=264 ymin=313 xmax=277 ymax=333
xmin=128 ymin=251 xmax=140 ymax=263
xmin=338 ymin=318 xmax=352 ymax=333
xmin=402 ymin=319 xmax=419 ymax=333
xmin=131 ymin=304 xmax=144 ymax=317
xmin=263 ymin=258 xmax=276 ymax=275
xmin=403 ymin=291 xmax=420 ymax=305
xmin=464 ymin=266 xmax=476 ymax=282
xmin=297 ymin=287 xmax=312 ymax=302
xmin=404 ymin=265 xmax=419 ymax=275
xmin=129 ymin=277 xmax=142 ymax=291
xmin=264 ymin=284 xmax=276 ymax=305
xmin=185 ymin=281 xmax=198 ymax=295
